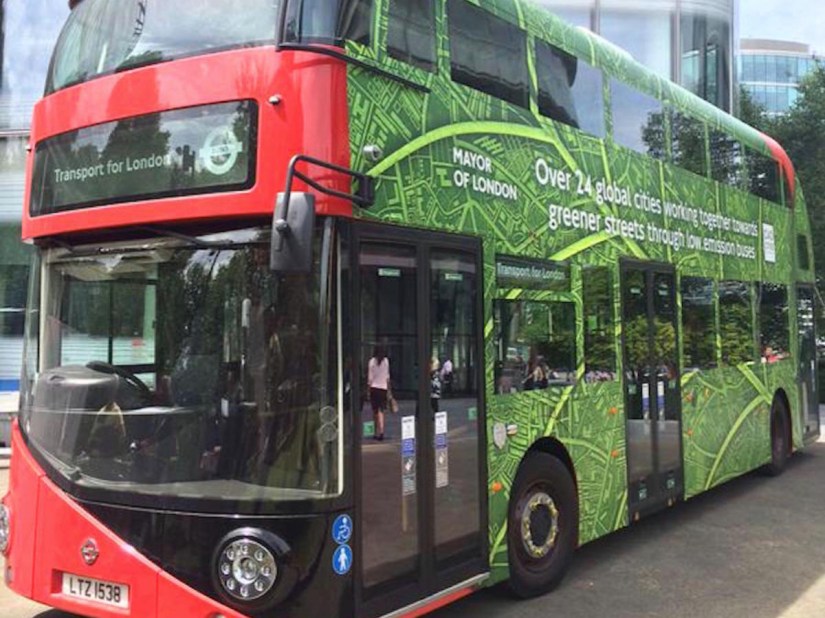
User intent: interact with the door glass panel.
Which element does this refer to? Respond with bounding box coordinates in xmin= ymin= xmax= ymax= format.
xmin=359 ymin=243 xmax=419 ymax=589
xmin=798 ymin=287 xmax=818 ymax=433
xmin=430 ymin=250 xmax=480 ymax=562
xmin=622 ymin=268 xmax=653 ymax=484
xmin=652 ymin=272 xmax=680 ymax=475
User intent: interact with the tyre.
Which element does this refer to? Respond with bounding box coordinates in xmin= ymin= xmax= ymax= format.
xmin=762 ymin=397 xmax=790 ymax=476
xmin=507 ymin=451 xmax=578 ymax=598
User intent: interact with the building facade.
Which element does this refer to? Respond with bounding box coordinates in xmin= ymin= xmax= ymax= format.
xmin=0 ymin=0 xmax=736 ymax=400
xmin=538 ymin=0 xmax=736 ymax=111
xmin=739 ymin=38 xmax=821 ymax=115
xmin=0 ymin=1 xmax=68 ymax=399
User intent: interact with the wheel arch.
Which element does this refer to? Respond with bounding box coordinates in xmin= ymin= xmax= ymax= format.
xmin=527 ymin=437 xmax=578 ymax=493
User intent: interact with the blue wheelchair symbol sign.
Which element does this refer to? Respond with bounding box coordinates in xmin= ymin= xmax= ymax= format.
xmin=333 ymin=544 xmax=353 ymax=575
xmin=332 ymin=514 xmax=353 ymax=544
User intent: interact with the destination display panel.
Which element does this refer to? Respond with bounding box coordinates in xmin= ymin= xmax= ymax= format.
xmin=30 ymin=100 xmax=257 ymax=216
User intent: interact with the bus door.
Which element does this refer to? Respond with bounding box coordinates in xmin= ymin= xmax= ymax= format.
xmin=353 ymin=224 xmax=487 ymax=618
xmin=621 ymin=262 xmax=684 ymax=519
xmin=796 ymin=285 xmax=819 ymax=438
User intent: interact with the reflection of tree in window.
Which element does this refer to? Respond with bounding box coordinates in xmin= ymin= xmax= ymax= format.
xmin=681 ymin=277 xmax=716 ymax=369
xmin=759 ymin=284 xmax=789 ymax=361
xmin=670 ymin=111 xmax=707 ymax=177
xmin=719 ymin=281 xmax=754 ymax=366
xmin=494 ymin=300 xmax=576 ymax=393
xmin=583 ymin=267 xmax=615 ymax=381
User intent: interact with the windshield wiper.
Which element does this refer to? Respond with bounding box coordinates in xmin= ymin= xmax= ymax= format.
xmin=137 ymin=225 xmax=238 ymax=250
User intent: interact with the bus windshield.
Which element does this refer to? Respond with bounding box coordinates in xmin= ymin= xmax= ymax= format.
xmin=46 ymin=0 xmax=281 ymax=93
xmin=20 ymin=224 xmax=342 ymax=507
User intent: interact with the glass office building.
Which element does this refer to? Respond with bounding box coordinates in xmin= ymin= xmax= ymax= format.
xmin=739 ymin=39 xmax=821 ymax=115
xmin=538 ymin=0 xmax=735 ymax=112
xmin=0 ymin=1 xmax=69 ymax=395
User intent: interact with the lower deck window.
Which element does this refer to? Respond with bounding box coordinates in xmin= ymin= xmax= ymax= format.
xmin=494 ymin=300 xmax=576 ymax=394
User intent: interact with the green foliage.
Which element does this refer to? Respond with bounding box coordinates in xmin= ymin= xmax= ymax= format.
xmin=743 ymin=70 xmax=825 ymax=303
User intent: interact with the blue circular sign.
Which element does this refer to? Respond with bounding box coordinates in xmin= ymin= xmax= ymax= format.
xmin=332 ymin=514 xmax=353 ymax=545
xmin=332 ymin=544 xmax=353 ymax=575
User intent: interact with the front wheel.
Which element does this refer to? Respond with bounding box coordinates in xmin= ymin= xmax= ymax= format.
xmin=507 ymin=451 xmax=578 ymax=598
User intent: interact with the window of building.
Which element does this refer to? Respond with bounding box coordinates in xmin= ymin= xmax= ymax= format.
xmin=600 ymin=9 xmax=671 ymax=79
xmin=744 ymin=147 xmax=781 ymax=205
xmin=670 ymin=110 xmax=707 ymax=177
xmin=610 ymin=79 xmax=665 ymax=157
xmin=447 ymin=0 xmax=529 ymax=108
xmin=582 ymin=266 xmax=615 ymax=382
xmin=387 ymin=0 xmax=437 ymax=71
xmin=759 ymin=284 xmax=789 ymax=362
xmin=535 ymin=40 xmax=605 ymax=137
xmin=494 ymin=300 xmax=576 ymax=394
xmin=709 ymin=130 xmax=745 ymax=188
xmin=719 ymin=281 xmax=754 ymax=366
xmin=545 ymin=7 xmax=591 ymax=29
xmin=681 ymin=277 xmax=716 ymax=370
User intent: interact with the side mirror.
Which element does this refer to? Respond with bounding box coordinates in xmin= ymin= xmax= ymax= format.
xmin=270 ymin=192 xmax=316 ymax=272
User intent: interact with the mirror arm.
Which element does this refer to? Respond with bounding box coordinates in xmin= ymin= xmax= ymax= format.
xmin=277 ymin=154 xmax=374 ymax=239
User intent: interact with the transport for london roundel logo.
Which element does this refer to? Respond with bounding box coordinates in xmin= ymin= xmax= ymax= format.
xmin=200 ymin=126 xmax=244 ymax=176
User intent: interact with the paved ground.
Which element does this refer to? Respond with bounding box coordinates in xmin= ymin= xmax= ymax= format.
xmin=3 ymin=433 xmax=825 ymax=617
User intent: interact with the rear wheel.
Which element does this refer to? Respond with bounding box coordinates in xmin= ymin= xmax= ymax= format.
xmin=507 ymin=452 xmax=578 ymax=598
xmin=762 ymin=397 xmax=790 ymax=476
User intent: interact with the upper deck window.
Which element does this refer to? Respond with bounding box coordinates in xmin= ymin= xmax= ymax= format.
xmin=744 ymin=146 xmax=781 ymax=205
xmin=284 ymin=0 xmax=372 ymax=46
xmin=447 ymin=0 xmax=529 ymax=109
xmin=387 ymin=0 xmax=436 ymax=71
xmin=610 ymin=80 xmax=665 ymax=158
xmin=535 ymin=41 xmax=605 ymax=138
xmin=48 ymin=0 xmax=280 ymax=93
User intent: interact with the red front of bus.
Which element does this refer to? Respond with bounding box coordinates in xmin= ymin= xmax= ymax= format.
xmin=2 ymin=2 xmax=363 ymax=617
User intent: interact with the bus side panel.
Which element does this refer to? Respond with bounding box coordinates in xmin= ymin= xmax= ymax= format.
xmin=681 ymin=365 xmax=773 ymax=497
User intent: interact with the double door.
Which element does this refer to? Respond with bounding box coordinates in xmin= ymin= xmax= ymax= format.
xmin=621 ymin=262 xmax=684 ymax=518
xmin=797 ymin=285 xmax=819 ymax=439
xmin=353 ymin=224 xmax=487 ymax=617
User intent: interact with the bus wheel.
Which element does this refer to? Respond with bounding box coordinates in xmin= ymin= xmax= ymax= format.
xmin=507 ymin=452 xmax=578 ymax=598
xmin=762 ymin=397 xmax=790 ymax=476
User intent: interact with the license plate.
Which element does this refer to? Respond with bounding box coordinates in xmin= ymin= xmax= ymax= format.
xmin=61 ymin=572 xmax=129 ymax=609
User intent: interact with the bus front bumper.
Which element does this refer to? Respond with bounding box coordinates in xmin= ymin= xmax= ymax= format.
xmin=2 ymin=421 xmax=248 ymax=618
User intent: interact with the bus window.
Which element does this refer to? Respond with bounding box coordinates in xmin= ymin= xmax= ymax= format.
xmin=285 ymin=0 xmax=372 ymax=46
xmin=582 ymin=266 xmax=615 ymax=381
xmin=610 ymin=79 xmax=665 ymax=158
xmin=670 ymin=110 xmax=707 ymax=177
xmin=387 ymin=0 xmax=436 ymax=71
xmin=494 ymin=300 xmax=576 ymax=394
xmin=535 ymin=40 xmax=605 ymax=138
xmin=709 ymin=130 xmax=745 ymax=188
xmin=681 ymin=277 xmax=716 ymax=370
xmin=759 ymin=283 xmax=789 ymax=362
xmin=447 ymin=0 xmax=529 ymax=108
xmin=719 ymin=281 xmax=755 ymax=366
xmin=798 ymin=234 xmax=811 ymax=271
xmin=744 ymin=146 xmax=781 ymax=205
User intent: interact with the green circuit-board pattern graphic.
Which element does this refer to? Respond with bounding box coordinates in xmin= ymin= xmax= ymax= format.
xmin=345 ymin=0 xmax=812 ymax=584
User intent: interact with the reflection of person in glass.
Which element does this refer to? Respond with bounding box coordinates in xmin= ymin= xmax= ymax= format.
xmin=430 ymin=358 xmax=442 ymax=413
xmin=367 ymin=345 xmax=390 ymax=441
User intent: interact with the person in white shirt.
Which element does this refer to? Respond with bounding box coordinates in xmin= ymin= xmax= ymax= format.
xmin=367 ymin=345 xmax=391 ymax=440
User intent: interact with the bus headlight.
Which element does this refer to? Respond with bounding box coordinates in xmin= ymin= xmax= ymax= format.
xmin=213 ymin=528 xmax=292 ymax=609
xmin=0 ymin=504 xmax=10 ymax=555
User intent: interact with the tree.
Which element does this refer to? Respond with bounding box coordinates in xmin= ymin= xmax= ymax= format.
xmin=755 ymin=68 xmax=825 ymax=298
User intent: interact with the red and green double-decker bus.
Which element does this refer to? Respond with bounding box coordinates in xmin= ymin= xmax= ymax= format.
xmin=1 ymin=1 xmax=818 ymax=617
